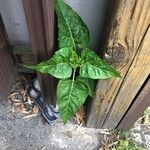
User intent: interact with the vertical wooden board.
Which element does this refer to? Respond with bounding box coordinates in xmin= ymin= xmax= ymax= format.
xmin=87 ymin=0 xmax=120 ymax=128
xmin=0 ymin=16 xmax=16 ymax=99
xmin=22 ymin=0 xmax=56 ymax=105
xmin=103 ymin=27 xmax=150 ymax=129
xmin=42 ymin=0 xmax=55 ymax=56
xmin=42 ymin=0 xmax=56 ymax=104
xmin=0 ymin=47 xmax=16 ymax=99
xmin=22 ymin=0 xmax=48 ymax=62
xmin=87 ymin=0 xmax=150 ymax=129
xmin=118 ymin=77 xmax=150 ymax=130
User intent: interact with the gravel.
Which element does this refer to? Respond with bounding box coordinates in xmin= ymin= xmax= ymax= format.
xmin=131 ymin=124 xmax=150 ymax=149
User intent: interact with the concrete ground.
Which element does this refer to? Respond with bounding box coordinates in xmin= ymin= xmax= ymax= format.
xmin=0 ymin=98 xmax=107 ymax=150
xmin=1 ymin=95 xmax=150 ymax=150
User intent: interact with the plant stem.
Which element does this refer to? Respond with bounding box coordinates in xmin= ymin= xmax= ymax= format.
xmin=72 ymin=69 xmax=76 ymax=82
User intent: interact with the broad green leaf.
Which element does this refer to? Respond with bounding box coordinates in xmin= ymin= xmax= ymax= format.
xmin=55 ymin=0 xmax=89 ymax=49
xmin=80 ymin=48 xmax=121 ymax=79
xmin=76 ymin=76 xmax=95 ymax=97
xmin=26 ymin=47 xmax=79 ymax=78
xmin=52 ymin=47 xmax=79 ymax=69
xmin=57 ymin=79 xmax=89 ymax=123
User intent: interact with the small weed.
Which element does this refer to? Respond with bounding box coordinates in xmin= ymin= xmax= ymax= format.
xmin=100 ymin=130 xmax=146 ymax=150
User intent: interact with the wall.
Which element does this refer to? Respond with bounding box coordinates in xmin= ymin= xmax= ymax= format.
xmin=0 ymin=0 xmax=30 ymax=46
xmin=0 ymin=0 xmax=108 ymax=51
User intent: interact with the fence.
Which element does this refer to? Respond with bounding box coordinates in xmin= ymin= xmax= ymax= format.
xmin=0 ymin=0 xmax=150 ymax=129
xmin=22 ymin=0 xmax=56 ymax=105
xmin=0 ymin=15 xmax=16 ymax=99
xmin=87 ymin=0 xmax=150 ymax=129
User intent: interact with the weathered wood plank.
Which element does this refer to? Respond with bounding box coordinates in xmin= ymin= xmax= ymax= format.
xmin=0 ymin=47 xmax=16 ymax=99
xmin=103 ymin=27 xmax=150 ymax=129
xmin=42 ymin=0 xmax=57 ymax=105
xmin=118 ymin=77 xmax=150 ymax=130
xmin=42 ymin=0 xmax=55 ymax=56
xmin=22 ymin=0 xmax=56 ymax=105
xmin=87 ymin=0 xmax=150 ymax=129
xmin=0 ymin=16 xmax=16 ymax=99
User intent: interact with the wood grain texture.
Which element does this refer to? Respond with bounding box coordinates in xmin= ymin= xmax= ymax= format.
xmin=104 ymin=26 xmax=150 ymax=129
xmin=22 ymin=0 xmax=56 ymax=105
xmin=42 ymin=0 xmax=55 ymax=56
xmin=42 ymin=0 xmax=57 ymax=105
xmin=87 ymin=0 xmax=150 ymax=129
xmin=0 ymin=16 xmax=16 ymax=99
xmin=118 ymin=77 xmax=150 ymax=130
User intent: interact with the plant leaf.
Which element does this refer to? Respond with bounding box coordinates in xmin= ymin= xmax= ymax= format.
xmin=55 ymin=0 xmax=89 ymax=49
xmin=76 ymin=76 xmax=95 ymax=97
xmin=52 ymin=47 xmax=79 ymax=69
xmin=80 ymin=48 xmax=121 ymax=79
xmin=57 ymin=79 xmax=89 ymax=123
xmin=26 ymin=47 xmax=79 ymax=78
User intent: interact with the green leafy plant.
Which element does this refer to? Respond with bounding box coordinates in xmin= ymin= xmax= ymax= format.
xmin=101 ymin=131 xmax=146 ymax=150
xmin=26 ymin=0 xmax=121 ymax=123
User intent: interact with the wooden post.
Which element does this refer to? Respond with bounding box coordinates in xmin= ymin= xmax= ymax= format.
xmin=118 ymin=77 xmax=150 ymax=130
xmin=22 ymin=0 xmax=56 ymax=105
xmin=0 ymin=16 xmax=16 ymax=99
xmin=87 ymin=0 xmax=150 ymax=129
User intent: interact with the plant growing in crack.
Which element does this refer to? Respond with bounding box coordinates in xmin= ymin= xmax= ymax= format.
xmin=26 ymin=0 xmax=121 ymax=123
